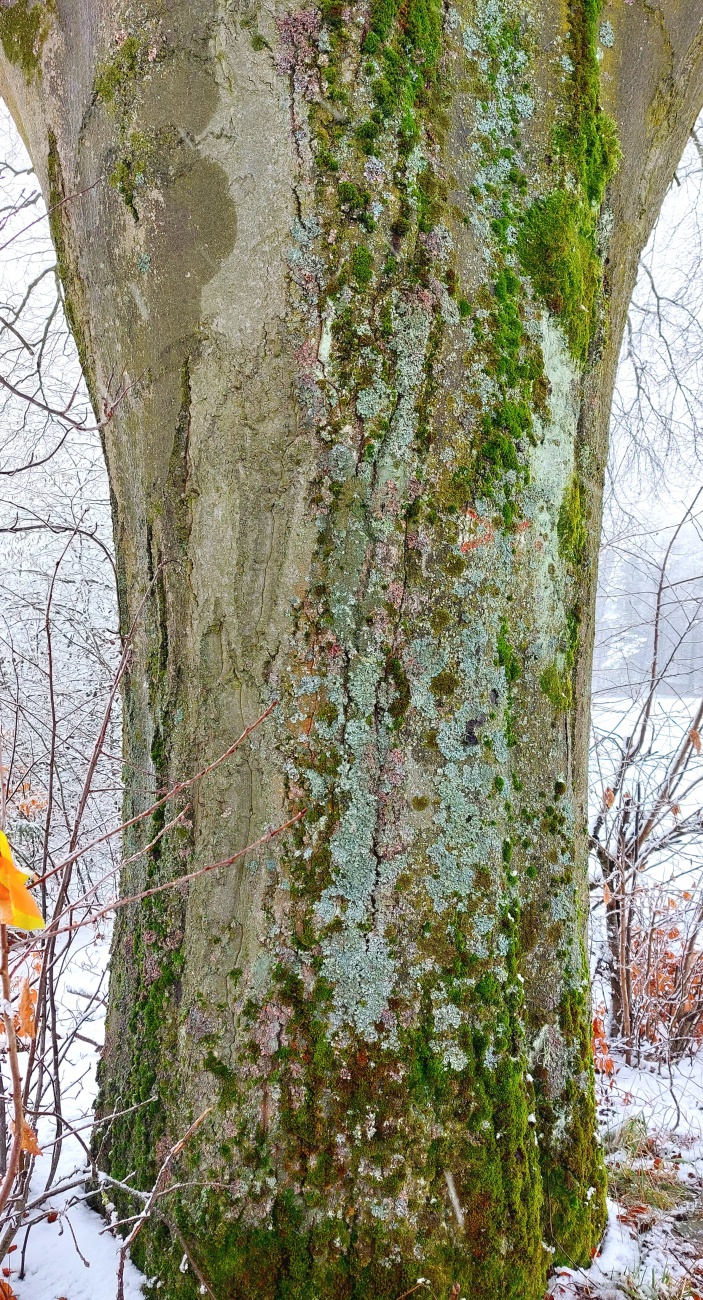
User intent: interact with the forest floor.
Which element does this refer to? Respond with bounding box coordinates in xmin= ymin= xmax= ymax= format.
xmin=547 ymin=1054 xmax=703 ymax=1299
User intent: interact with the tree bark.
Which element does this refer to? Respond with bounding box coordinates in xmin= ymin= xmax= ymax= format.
xmin=1 ymin=0 xmax=702 ymax=1294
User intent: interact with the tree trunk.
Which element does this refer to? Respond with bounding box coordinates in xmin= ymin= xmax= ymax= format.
xmin=1 ymin=0 xmax=702 ymax=1294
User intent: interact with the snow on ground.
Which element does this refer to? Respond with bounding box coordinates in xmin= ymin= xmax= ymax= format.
xmin=9 ymin=1199 xmax=146 ymax=1300
xmin=3 ymin=934 xmax=146 ymax=1300
xmin=549 ymin=1054 xmax=703 ymax=1298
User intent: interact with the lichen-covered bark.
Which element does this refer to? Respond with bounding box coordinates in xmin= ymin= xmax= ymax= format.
xmin=1 ymin=0 xmax=702 ymax=1295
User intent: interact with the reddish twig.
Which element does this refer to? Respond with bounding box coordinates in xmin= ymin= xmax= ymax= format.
xmin=31 ymin=699 xmax=277 ymax=888
xmin=0 ymin=926 xmax=25 ymax=1221
xmin=115 ymin=1107 xmax=212 ymax=1300
xmin=43 ymin=810 xmax=305 ymax=940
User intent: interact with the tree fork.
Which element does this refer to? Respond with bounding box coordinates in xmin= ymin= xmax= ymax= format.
xmin=1 ymin=0 xmax=702 ymax=1295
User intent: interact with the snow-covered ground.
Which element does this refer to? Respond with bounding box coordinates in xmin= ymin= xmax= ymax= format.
xmin=549 ymin=1054 xmax=703 ymax=1298
xmin=10 ymin=1193 xmax=145 ymax=1300
xmin=2 ymin=934 xmax=145 ymax=1300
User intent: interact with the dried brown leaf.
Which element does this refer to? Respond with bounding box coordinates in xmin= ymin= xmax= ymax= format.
xmin=17 ymin=978 xmax=35 ymax=1039
xmin=11 ymin=1119 xmax=41 ymax=1156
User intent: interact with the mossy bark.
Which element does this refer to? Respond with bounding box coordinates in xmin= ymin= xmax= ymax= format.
xmin=1 ymin=0 xmax=703 ymax=1295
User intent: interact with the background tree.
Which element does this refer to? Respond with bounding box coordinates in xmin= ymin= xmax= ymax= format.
xmin=0 ymin=104 xmax=123 ymax=1285
xmin=588 ymin=122 xmax=703 ymax=1077
xmin=590 ymin=503 xmax=703 ymax=1066
xmin=0 ymin=1 xmax=701 ymax=1297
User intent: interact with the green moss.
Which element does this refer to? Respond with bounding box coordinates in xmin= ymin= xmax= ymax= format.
xmin=338 ymin=181 xmax=375 ymax=228
xmin=537 ymin=986 xmax=607 ymax=1263
xmin=130 ymin=981 xmax=548 ymax=1300
xmin=429 ymin=667 xmax=459 ymax=700
xmin=204 ymin=1051 xmax=239 ymax=1108
xmin=96 ymin=881 xmax=186 ymax=1195
xmin=0 ymin=0 xmax=49 ymax=78
xmin=517 ymin=191 xmax=600 ymax=362
xmin=351 ymin=244 xmax=373 ymax=288
xmin=496 ymin=619 xmax=521 ymax=746
xmin=557 ymin=0 xmax=620 ymax=208
xmin=534 ymin=476 xmax=586 ymax=711
xmin=497 ymin=618 xmax=521 ymax=685
xmin=316 ymin=146 xmax=339 ymax=172
xmin=109 ymin=130 xmax=153 ymax=216
xmin=517 ymin=0 xmax=619 ymax=360
xmin=471 ymin=259 xmax=544 ymax=506
xmin=385 ymin=652 xmax=411 ymax=724
xmin=96 ymin=522 xmax=191 ymax=1195
xmin=364 ymin=0 xmax=401 ymax=46
xmin=94 ymin=35 xmax=144 ymax=105
xmin=353 ymin=0 xmax=443 ymax=150
xmin=540 ymin=660 xmax=573 ymax=713
xmin=558 ymin=473 xmax=587 ymax=568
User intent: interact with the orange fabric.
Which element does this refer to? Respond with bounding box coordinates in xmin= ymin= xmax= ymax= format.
xmin=0 ymin=832 xmax=44 ymax=931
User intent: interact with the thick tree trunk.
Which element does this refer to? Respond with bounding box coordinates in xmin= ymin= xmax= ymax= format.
xmin=1 ymin=0 xmax=702 ymax=1294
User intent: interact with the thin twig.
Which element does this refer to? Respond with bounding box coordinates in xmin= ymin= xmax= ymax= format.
xmin=115 ymin=1108 xmax=212 ymax=1300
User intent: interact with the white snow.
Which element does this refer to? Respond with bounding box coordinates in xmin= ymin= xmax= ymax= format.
xmin=9 ymin=1202 xmax=146 ymax=1300
xmin=2 ymin=934 xmax=146 ymax=1299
